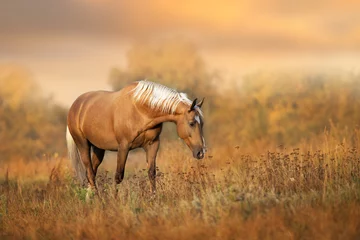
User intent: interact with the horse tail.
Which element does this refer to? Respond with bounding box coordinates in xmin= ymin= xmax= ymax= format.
xmin=66 ymin=126 xmax=87 ymax=185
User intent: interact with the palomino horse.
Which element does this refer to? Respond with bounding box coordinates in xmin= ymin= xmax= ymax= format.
xmin=66 ymin=80 xmax=205 ymax=194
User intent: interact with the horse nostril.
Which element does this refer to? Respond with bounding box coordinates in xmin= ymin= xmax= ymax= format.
xmin=197 ymin=151 xmax=204 ymax=159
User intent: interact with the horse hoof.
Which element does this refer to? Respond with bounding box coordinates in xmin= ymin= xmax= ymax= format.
xmin=149 ymin=190 xmax=156 ymax=200
xmin=85 ymin=186 xmax=97 ymax=202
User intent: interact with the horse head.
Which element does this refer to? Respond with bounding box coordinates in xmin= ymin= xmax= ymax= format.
xmin=176 ymin=98 xmax=206 ymax=159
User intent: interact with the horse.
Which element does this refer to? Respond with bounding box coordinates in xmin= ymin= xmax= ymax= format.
xmin=66 ymin=80 xmax=205 ymax=194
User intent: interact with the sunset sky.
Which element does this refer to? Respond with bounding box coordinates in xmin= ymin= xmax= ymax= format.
xmin=1 ymin=0 xmax=360 ymax=106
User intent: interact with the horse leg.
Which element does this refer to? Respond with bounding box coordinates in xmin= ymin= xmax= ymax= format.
xmin=91 ymin=146 xmax=105 ymax=177
xmin=113 ymin=145 xmax=129 ymax=198
xmin=78 ymin=142 xmax=97 ymax=193
xmin=115 ymin=145 xmax=129 ymax=185
xmin=144 ymin=140 xmax=160 ymax=194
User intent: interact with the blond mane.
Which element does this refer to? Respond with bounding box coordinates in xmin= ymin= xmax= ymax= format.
xmin=131 ymin=80 xmax=202 ymax=115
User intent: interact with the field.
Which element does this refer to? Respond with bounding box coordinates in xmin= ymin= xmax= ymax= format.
xmin=1 ymin=132 xmax=360 ymax=240
xmin=2 ymin=68 xmax=360 ymax=239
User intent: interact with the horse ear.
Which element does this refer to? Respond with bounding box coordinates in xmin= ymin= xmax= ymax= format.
xmin=188 ymin=98 xmax=198 ymax=112
xmin=197 ymin=98 xmax=204 ymax=108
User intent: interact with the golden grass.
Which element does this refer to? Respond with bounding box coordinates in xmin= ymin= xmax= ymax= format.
xmin=1 ymin=134 xmax=360 ymax=240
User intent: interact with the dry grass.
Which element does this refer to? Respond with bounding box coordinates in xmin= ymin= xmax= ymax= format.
xmin=1 ymin=134 xmax=360 ymax=240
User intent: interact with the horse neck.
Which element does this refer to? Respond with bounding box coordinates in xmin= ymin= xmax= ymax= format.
xmin=141 ymin=102 xmax=188 ymax=129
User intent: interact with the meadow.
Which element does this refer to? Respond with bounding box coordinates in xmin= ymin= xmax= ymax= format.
xmin=2 ymin=60 xmax=360 ymax=239
xmin=1 ymin=131 xmax=360 ymax=239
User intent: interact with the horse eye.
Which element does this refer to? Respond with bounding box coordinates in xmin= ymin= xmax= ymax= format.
xmin=189 ymin=122 xmax=196 ymax=127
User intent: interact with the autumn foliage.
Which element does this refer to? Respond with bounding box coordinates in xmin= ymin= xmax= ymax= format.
xmin=0 ymin=66 xmax=67 ymax=161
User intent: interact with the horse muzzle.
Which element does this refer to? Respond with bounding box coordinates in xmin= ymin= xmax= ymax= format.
xmin=193 ymin=148 xmax=205 ymax=160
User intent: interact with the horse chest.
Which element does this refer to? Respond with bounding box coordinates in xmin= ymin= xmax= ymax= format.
xmin=130 ymin=127 xmax=162 ymax=149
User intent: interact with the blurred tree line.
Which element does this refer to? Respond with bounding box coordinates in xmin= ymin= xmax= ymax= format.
xmin=217 ymin=71 xmax=360 ymax=148
xmin=2 ymin=40 xmax=360 ymax=161
xmin=110 ymin=40 xmax=360 ymax=149
xmin=0 ymin=66 xmax=67 ymax=161
xmin=109 ymin=40 xmax=217 ymax=100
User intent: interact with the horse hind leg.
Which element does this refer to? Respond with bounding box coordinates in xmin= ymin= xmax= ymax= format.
xmin=77 ymin=142 xmax=97 ymax=193
xmin=91 ymin=146 xmax=105 ymax=176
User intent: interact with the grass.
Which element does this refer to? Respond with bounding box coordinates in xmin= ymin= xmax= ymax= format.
xmin=1 ymin=134 xmax=360 ymax=239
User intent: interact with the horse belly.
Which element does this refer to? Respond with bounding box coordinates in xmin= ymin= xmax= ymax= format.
xmin=86 ymin=127 xmax=119 ymax=151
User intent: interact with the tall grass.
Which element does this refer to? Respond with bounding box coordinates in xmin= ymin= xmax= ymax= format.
xmin=1 ymin=131 xmax=360 ymax=239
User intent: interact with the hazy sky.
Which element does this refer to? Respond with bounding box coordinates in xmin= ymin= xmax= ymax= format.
xmin=1 ymin=0 xmax=360 ymax=106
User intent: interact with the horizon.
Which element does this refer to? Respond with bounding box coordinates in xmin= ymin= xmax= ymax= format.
xmin=1 ymin=0 xmax=360 ymax=106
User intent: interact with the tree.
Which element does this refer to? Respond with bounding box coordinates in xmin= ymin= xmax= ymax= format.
xmin=0 ymin=65 xmax=67 ymax=161
xmin=109 ymin=39 xmax=215 ymax=99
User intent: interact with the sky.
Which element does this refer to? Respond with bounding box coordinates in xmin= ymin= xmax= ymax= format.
xmin=1 ymin=0 xmax=360 ymax=106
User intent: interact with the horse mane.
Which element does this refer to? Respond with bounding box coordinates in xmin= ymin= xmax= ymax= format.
xmin=131 ymin=80 xmax=200 ymax=115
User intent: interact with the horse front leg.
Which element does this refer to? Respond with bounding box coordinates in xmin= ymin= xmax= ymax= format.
xmin=144 ymin=139 xmax=160 ymax=194
xmin=114 ymin=145 xmax=129 ymax=197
